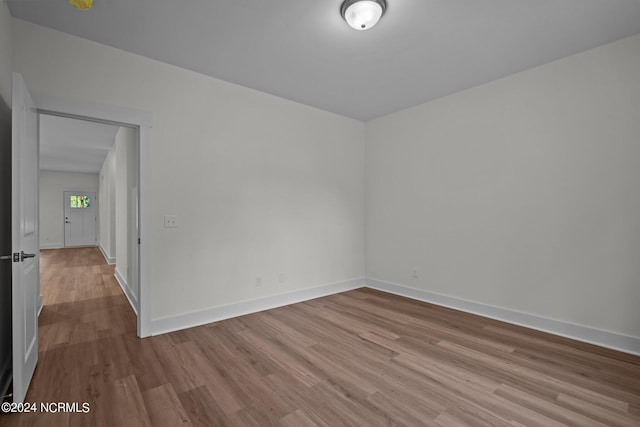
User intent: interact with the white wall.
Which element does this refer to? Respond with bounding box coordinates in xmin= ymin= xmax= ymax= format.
xmin=99 ymin=146 xmax=116 ymax=261
xmin=114 ymin=126 xmax=137 ymax=300
xmin=0 ymin=1 xmax=11 ymax=104
xmin=100 ymin=126 xmax=138 ymax=305
xmin=12 ymin=19 xmax=366 ymax=322
xmin=114 ymin=128 xmax=127 ymax=276
xmin=7 ymin=14 xmax=640 ymax=350
xmin=39 ymin=170 xmax=99 ymax=249
xmin=366 ymin=34 xmax=640 ymax=339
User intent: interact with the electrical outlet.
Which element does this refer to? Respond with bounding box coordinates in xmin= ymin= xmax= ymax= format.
xmin=164 ymin=215 xmax=177 ymax=228
xmin=412 ymin=267 xmax=419 ymax=279
xmin=256 ymin=277 xmax=262 ymax=287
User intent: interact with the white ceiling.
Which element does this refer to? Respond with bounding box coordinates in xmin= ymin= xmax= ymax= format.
xmin=8 ymin=0 xmax=640 ymax=121
xmin=39 ymin=114 xmax=120 ymax=173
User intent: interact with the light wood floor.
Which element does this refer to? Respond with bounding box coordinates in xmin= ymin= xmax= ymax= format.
xmin=2 ymin=247 xmax=639 ymax=426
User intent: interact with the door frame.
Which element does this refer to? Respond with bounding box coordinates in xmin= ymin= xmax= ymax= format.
xmin=35 ymin=93 xmax=153 ymax=338
xmin=62 ymin=189 xmax=98 ymax=247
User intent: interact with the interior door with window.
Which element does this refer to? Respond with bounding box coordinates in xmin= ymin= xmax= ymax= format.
xmin=64 ymin=191 xmax=97 ymax=247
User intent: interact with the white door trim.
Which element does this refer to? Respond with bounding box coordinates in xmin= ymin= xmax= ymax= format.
xmin=33 ymin=93 xmax=153 ymax=338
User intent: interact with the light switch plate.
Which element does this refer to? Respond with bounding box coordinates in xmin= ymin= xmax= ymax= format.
xmin=164 ymin=215 xmax=177 ymax=228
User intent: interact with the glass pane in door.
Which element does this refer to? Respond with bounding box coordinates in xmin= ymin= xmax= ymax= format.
xmin=70 ymin=195 xmax=90 ymax=208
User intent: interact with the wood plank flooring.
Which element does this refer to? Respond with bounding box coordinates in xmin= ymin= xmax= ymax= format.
xmin=2 ymin=247 xmax=639 ymax=426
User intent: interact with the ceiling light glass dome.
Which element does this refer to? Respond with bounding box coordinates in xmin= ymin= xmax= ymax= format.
xmin=341 ymin=0 xmax=387 ymax=31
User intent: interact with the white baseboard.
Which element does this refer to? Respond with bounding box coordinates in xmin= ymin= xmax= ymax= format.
xmin=40 ymin=243 xmax=62 ymax=250
xmin=366 ymin=278 xmax=640 ymax=356
xmin=114 ymin=268 xmax=138 ymax=315
xmin=144 ymin=275 xmax=640 ymax=356
xmin=151 ymin=278 xmax=365 ymax=336
xmin=98 ymin=244 xmax=116 ymax=265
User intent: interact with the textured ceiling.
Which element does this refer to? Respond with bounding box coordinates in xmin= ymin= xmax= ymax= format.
xmin=40 ymin=114 xmax=120 ymax=173
xmin=8 ymin=0 xmax=640 ymax=121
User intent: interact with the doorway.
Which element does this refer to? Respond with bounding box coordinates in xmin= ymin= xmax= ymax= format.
xmin=36 ymin=93 xmax=152 ymax=338
xmin=8 ymin=78 xmax=151 ymax=403
xmin=39 ymin=113 xmax=140 ymax=320
xmin=63 ymin=191 xmax=97 ymax=247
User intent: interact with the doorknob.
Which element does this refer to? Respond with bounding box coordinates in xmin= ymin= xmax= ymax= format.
xmin=20 ymin=251 xmax=36 ymax=262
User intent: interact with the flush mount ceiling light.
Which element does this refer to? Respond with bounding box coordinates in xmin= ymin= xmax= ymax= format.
xmin=341 ymin=0 xmax=387 ymax=31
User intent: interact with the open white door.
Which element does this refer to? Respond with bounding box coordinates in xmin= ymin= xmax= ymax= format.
xmin=11 ymin=73 xmax=40 ymax=403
